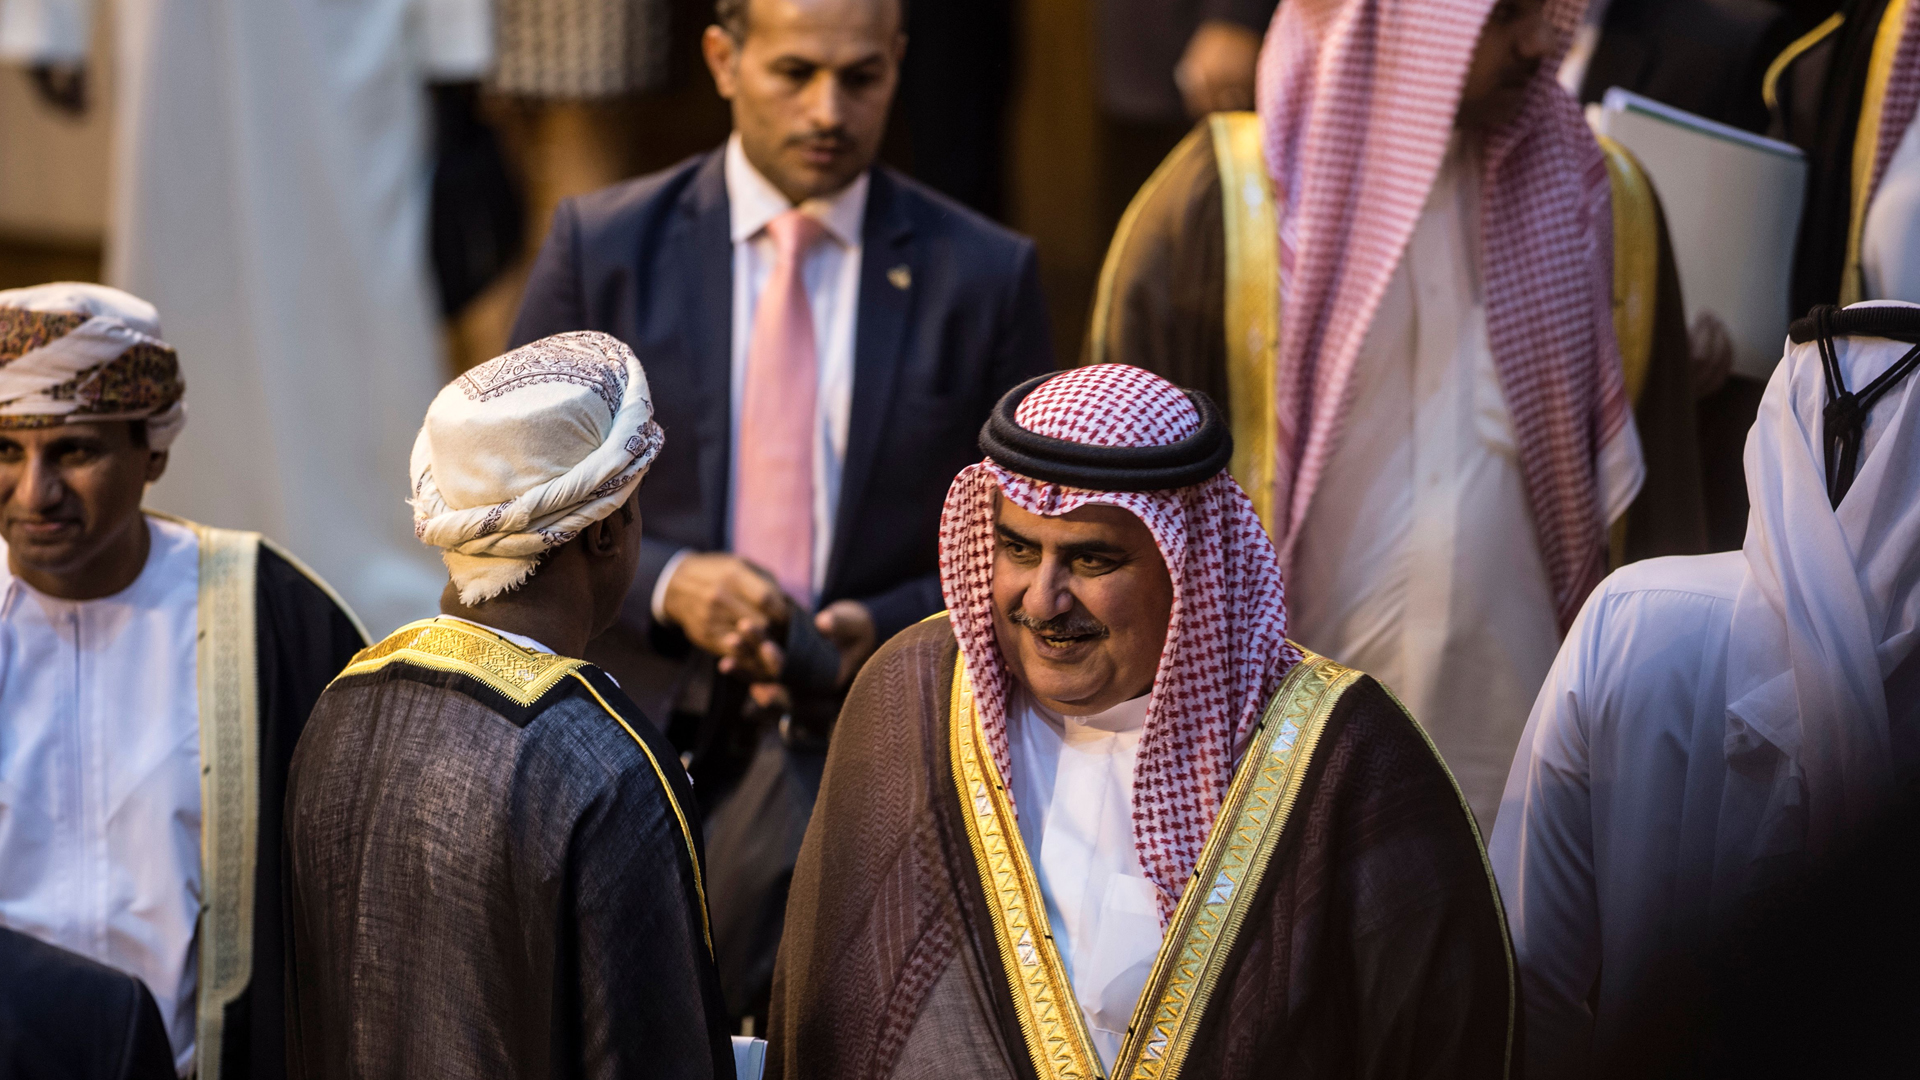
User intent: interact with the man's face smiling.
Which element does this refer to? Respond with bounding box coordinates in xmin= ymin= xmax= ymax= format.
xmin=0 ymin=421 xmax=165 ymax=599
xmin=990 ymin=497 xmax=1174 ymax=716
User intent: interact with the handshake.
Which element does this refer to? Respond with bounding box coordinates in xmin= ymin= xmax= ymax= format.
xmin=659 ymin=551 xmax=878 ymax=700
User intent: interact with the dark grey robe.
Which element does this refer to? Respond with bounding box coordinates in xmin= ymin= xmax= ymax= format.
xmin=0 ymin=928 xmax=175 ymax=1080
xmin=284 ymin=620 xmax=735 ymax=1080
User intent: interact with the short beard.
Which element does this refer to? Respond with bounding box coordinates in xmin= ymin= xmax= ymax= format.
xmin=1006 ymin=607 xmax=1110 ymax=642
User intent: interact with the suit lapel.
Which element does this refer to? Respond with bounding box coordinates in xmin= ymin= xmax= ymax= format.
xmin=674 ymin=150 xmax=735 ymax=548
xmin=826 ymin=168 xmax=917 ymax=596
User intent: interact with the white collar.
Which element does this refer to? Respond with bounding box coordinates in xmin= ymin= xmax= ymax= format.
xmin=724 ymin=132 xmax=869 ymax=249
xmin=1020 ymin=685 xmax=1152 ymax=738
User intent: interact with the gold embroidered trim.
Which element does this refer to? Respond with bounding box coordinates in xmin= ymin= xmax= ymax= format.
xmin=950 ymin=663 xmax=1105 ymax=1079
xmin=568 ymin=672 xmax=714 ymax=954
xmin=1596 ymin=135 xmax=1659 ymax=410
xmin=1113 ymin=652 xmax=1353 ymax=1079
xmin=1763 ymin=12 xmax=1843 ymax=111
xmin=335 ymin=618 xmax=586 ymax=706
xmin=192 ymin=523 xmax=261 ymax=1080
xmin=950 ymin=647 xmax=1355 ymax=1080
xmin=1211 ymin=110 xmax=1282 ymax=539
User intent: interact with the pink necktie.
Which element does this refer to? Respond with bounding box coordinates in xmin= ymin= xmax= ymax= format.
xmin=735 ymin=209 xmax=828 ymax=606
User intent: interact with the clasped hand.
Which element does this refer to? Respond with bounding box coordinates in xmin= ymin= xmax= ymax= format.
xmin=661 ymin=552 xmax=877 ymax=689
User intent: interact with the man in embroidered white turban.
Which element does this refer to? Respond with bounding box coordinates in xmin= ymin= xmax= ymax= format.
xmin=0 ymin=282 xmax=368 ymax=1079
xmin=285 ymin=331 xmax=735 ymax=1080
xmin=1491 ymin=301 xmax=1920 ymax=1077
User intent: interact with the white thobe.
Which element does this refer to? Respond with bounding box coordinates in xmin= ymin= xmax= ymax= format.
xmin=1007 ymin=688 xmax=1159 ymax=1071
xmin=1485 ymin=553 xmax=1743 ymax=1078
xmin=0 ymin=0 xmax=491 ymax=636
xmin=0 ymin=517 xmax=203 ymax=1074
xmin=652 ymin=135 xmax=866 ymax=615
xmin=1289 ymin=138 xmax=1566 ymax=831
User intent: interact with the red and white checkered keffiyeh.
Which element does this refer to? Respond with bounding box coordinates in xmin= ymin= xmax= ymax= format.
xmin=1870 ymin=5 xmax=1920 ymax=210
xmin=939 ymin=365 xmax=1305 ymax=918
xmin=1256 ymin=0 xmax=1633 ymax=631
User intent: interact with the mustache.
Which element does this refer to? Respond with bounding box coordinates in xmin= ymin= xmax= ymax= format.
xmin=1006 ymin=607 xmax=1110 ymax=640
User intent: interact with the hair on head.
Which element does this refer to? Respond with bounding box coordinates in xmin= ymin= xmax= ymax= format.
xmin=715 ymin=0 xmax=749 ymax=39
xmin=713 ymin=0 xmax=905 ymax=40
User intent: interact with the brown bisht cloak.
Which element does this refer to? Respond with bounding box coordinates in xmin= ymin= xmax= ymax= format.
xmin=284 ymin=619 xmax=735 ymax=1080
xmin=768 ymin=617 xmax=1516 ymax=1080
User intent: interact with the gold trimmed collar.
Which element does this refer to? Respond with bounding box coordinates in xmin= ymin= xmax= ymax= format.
xmin=949 ymin=648 xmax=1363 ymax=1079
xmin=335 ymin=618 xmax=586 ymax=706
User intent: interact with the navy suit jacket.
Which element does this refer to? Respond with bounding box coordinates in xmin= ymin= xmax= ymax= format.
xmin=510 ymin=149 xmax=1052 ymax=656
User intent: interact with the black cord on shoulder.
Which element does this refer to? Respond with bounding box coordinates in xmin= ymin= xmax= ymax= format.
xmin=1807 ymin=304 xmax=1920 ymax=507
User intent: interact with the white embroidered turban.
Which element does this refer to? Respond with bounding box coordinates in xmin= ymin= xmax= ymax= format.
xmin=0 ymin=281 xmax=186 ymax=449
xmin=409 ymin=331 xmax=665 ymax=605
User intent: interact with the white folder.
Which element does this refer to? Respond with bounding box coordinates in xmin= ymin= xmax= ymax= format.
xmin=732 ymin=1035 xmax=767 ymax=1080
xmin=1590 ymin=88 xmax=1809 ymax=380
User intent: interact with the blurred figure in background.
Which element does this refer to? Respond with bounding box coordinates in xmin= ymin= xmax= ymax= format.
xmin=508 ymin=0 xmax=1053 ymax=1025
xmin=894 ymin=0 xmax=1015 ymax=217
xmin=1096 ymin=0 xmax=1277 ymax=230
xmin=1772 ymin=0 xmax=1920 ymax=309
xmin=1559 ymin=0 xmax=1803 ymax=133
xmin=1493 ymin=301 xmax=1920 ymax=1077
xmin=1169 ymin=0 xmax=1641 ymax=830
xmin=0 ymin=0 xmax=494 ymax=635
xmin=0 ymin=284 xmax=367 ymax=1080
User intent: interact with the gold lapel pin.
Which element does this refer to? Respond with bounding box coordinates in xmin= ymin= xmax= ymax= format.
xmin=888 ymin=265 xmax=911 ymax=291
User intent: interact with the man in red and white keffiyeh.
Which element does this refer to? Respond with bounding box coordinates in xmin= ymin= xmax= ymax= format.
xmin=1254 ymin=0 xmax=1644 ymax=828
xmin=768 ymin=364 xmax=1515 ymax=1079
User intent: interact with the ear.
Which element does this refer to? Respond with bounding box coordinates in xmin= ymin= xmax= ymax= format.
xmin=144 ymin=449 xmax=169 ymax=485
xmin=583 ymin=511 xmax=623 ymax=559
xmin=703 ymin=24 xmax=741 ymax=99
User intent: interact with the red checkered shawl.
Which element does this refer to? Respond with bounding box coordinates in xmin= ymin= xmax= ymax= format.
xmin=1256 ymin=0 xmax=1632 ymax=631
xmin=939 ymin=365 xmax=1305 ymax=919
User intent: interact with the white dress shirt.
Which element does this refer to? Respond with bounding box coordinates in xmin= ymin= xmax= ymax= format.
xmin=1007 ymin=687 xmax=1159 ymax=1071
xmin=0 ymin=516 xmax=203 ymax=1074
xmin=651 ymin=135 xmax=869 ymax=619
xmin=1287 ymin=137 xmax=1578 ymax=831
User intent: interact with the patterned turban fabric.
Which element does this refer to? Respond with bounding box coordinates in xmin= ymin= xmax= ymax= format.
xmin=410 ymin=331 xmax=665 ymax=605
xmin=940 ymin=364 xmax=1305 ymax=918
xmin=0 ymin=282 xmax=186 ymax=449
xmin=1256 ymin=0 xmax=1637 ymax=631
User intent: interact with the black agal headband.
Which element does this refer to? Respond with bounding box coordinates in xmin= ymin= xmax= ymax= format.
xmin=979 ymin=373 xmax=1234 ymax=492
xmin=1788 ymin=305 xmax=1920 ymax=508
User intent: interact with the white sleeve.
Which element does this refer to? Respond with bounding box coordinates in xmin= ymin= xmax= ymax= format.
xmin=0 ymin=0 xmax=92 ymax=64
xmin=1489 ymin=591 xmax=1607 ymax=1080
xmin=415 ymin=0 xmax=491 ymax=80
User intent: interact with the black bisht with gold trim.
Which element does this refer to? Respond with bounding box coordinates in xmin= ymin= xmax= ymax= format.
xmin=282 ymin=619 xmax=735 ymax=1080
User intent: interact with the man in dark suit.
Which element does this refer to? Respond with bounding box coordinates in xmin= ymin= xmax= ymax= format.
xmin=509 ymin=0 xmax=1053 ymax=1024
